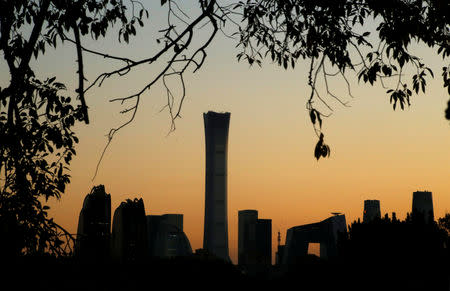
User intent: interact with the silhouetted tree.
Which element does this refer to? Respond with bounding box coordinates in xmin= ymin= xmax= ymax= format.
xmin=0 ymin=0 xmax=148 ymax=257
xmin=1 ymin=0 xmax=449 ymax=257
xmin=236 ymin=0 xmax=450 ymax=158
xmin=446 ymin=99 xmax=450 ymax=119
xmin=0 ymin=0 xmax=234 ymax=257
xmin=341 ymin=216 xmax=447 ymax=268
xmin=74 ymin=1 xmax=450 ymax=165
xmin=438 ymin=213 xmax=450 ymax=261
xmin=438 ymin=213 xmax=450 ymax=235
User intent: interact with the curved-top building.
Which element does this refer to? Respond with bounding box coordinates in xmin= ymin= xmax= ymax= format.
xmin=203 ymin=111 xmax=230 ymax=261
xmin=75 ymin=185 xmax=111 ymax=260
xmin=111 ymin=198 xmax=147 ymax=262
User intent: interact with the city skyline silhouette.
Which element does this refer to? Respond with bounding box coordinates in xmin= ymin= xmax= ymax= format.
xmin=45 ymin=97 xmax=449 ymax=264
xmin=71 ymin=181 xmax=443 ymax=265
xmin=0 ymin=2 xmax=449 ymax=290
xmin=40 ymin=23 xmax=449 ymax=263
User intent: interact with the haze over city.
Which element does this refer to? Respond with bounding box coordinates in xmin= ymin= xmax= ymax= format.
xmin=1 ymin=1 xmax=449 ymax=265
xmin=26 ymin=4 xmax=449 ymax=265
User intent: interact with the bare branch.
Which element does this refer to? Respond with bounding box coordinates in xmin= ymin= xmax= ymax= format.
xmin=72 ymin=22 xmax=89 ymax=124
xmin=91 ymin=1 xmax=223 ymax=178
xmin=322 ymin=64 xmax=350 ymax=107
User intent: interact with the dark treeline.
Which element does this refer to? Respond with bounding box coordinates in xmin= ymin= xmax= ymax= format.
xmin=2 ymin=214 xmax=449 ymax=291
xmin=337 ymin=214 xmax=449 ymax=290
xmin=272 ymin=214 xmax=450 ymax=290
xmin=3 ymin=255 xmax=248 ymax=290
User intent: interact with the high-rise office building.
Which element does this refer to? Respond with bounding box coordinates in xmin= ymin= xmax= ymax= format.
xmin=363 ymin=200 xmax=381 ymax=223
xmin=282 ymin=214 xmax=347 ymax=264
xmin=255 ymin=219 xmax=272 ymax=265
xmin=238 ymin=210 xmax=258 ymax=265
xmin=412 ymin=191 xmax=434 ymax=223
xmin=146 ymin=214 xmax=192 ymax=257
xmin=111 ymin=198 xmax=148 ymax=262
xmin=75 ymin=185 xmax=111 ymax=260
xmin=203 ymin=111 xmax=230 ymax=261
xmin=238 ymin=210 xmax=272 ymax=266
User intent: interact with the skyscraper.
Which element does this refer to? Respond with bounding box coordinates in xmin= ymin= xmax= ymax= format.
xmin=75 ymin=185 xmax=111 ymax=260
xmin=256 ymin=219 xmax=272 ymax=265
xmin=412 ymin=191 xmax=434 ymax=223
xmin=238 ymin=210 xmax=272 ymax=266
xmin=111 ymin=198 xmax=148 ymax=262
xmin=363 ymin=200 xmax=381 ymax=223
xmin=146 ymin=214 xmax=192 ymax=257
xmin=203 ymin=111 xmax=230 ymax=261
xmin=282 ymin=214 xmax=347 ymax=264
xmin=238 ymin=210 xmax=258 ymax=265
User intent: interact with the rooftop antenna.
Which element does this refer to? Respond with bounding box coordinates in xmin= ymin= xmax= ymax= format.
xmin=277 ymin=231 xmax=281 ymax=247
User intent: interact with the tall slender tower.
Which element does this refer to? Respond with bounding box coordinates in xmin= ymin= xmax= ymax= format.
xmin=203 ymin=111 xmax=230 ymax=261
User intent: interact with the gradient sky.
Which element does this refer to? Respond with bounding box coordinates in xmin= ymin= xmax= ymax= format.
xmin=1 ymin=1 xmax=449 ymax=263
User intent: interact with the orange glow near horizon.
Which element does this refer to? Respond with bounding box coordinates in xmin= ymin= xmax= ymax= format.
xmin=1 ymin=3 xmax=448 ymax=264
xmin=46 ymin=53 xmax=450 ymax=263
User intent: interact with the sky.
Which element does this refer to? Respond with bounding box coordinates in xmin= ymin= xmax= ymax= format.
xmin=1 ymin=1 xmax=449 ymax=263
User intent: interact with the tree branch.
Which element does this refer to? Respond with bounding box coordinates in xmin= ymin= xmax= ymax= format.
xmin=72 ymin=22 xmax=89 ymax=124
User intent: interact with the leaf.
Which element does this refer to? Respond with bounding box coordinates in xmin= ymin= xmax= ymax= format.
xmin=314 ymin=141 xmax=321 ymax=160
xmin=130 ymin=25 xmax=136 ymax=36
xmin=310 ymin=110 xmax=316 ymax=125
xmin=321 ymin=147 xmax=328 ymax=157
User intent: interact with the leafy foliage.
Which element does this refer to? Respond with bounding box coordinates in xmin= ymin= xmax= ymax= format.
xmin=0 ymin=0 xmax=146 ymax=257
xmin=0 ymin=0 xmax=448 ymax=256
xmin=342 ymin=214 xmax=448 ymax=265
xmin=236 ymin=0 xmax=450 ymax=158
xmin=438 ymin=213 xmax=450 ymax=235
xmin=314 ymin=133 xmax=330 ymax=160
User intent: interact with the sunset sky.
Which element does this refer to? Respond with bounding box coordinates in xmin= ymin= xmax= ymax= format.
xmin=1 ymin=1 xmax=448 ymax=263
